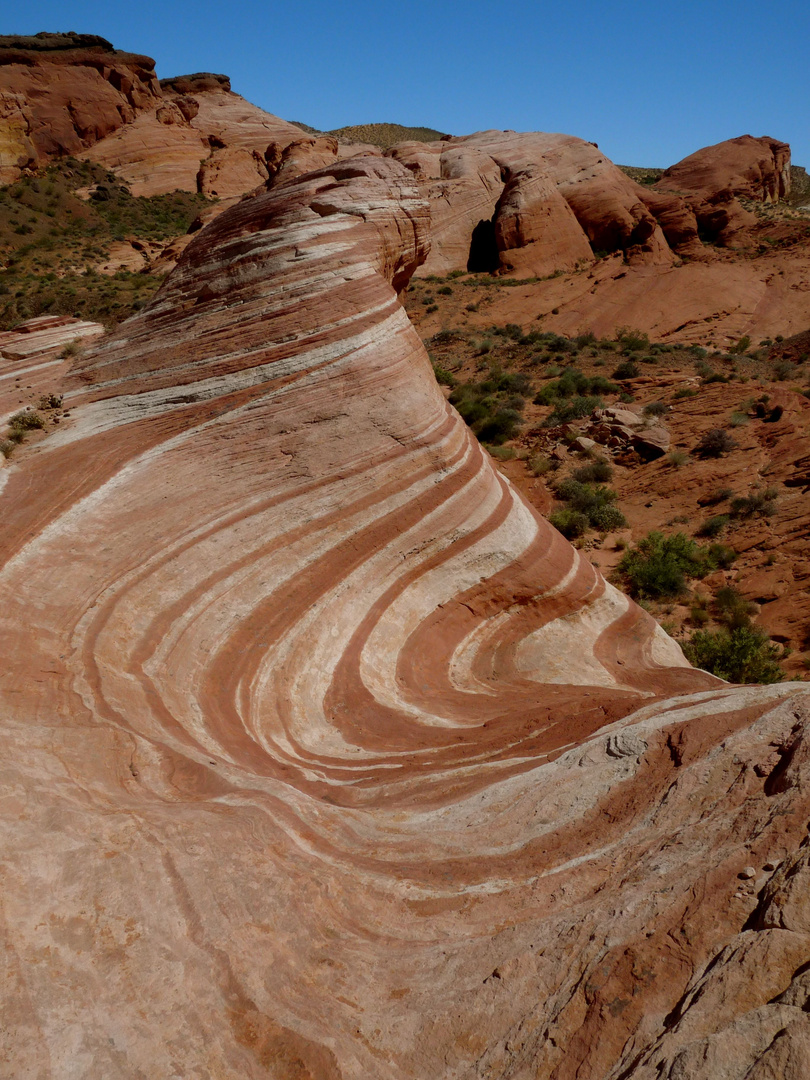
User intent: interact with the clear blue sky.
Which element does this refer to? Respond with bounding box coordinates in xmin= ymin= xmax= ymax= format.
xmin=8 ymin=0 xmax=810 ymax=168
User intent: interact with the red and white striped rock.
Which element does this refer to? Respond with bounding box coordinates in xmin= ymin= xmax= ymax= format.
xmin=1 ymin=156 xmax=808 ymax=1080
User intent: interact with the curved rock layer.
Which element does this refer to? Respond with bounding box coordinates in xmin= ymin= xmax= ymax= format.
xmin=1 ymin=157 xmax=809 ymax=1079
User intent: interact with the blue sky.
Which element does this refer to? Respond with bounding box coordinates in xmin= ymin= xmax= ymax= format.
xmin=8 ymin=1 xmax=810 ymax=168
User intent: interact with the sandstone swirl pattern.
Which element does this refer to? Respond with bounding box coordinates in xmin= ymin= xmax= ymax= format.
xmin=1 ymin=158 xmax=809 ymax=1079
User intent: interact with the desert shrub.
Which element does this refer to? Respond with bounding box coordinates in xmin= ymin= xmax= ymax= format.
xmin=38 ymin=393 xmax=63 ymax=409
xmin=667 ymin=450 xmax=689 ymax=466
xmin=772 ymin=359 xmax=793 ymax=381
xmin=694 ymin=428 xmax=737 ymax=458
xmin=713 ymin=586 xmax=757 ymax=629
xmin=572 ymin=458 xmax=612 ymax=483
xmin=612 ymin=360 xmax=639 ymax=380
xmin=683 ymin=625 xmax=786 ymax=683
xmin=489 ymin=445 xmax=516 ymax=460
xmin=554 ymin=478 xmax=627 ymax=532
xmin=697 ymin=514 xmax=729 ymax=537
xmin=0 ymin=440 xmax=14 ymax=458
xmin=431 ymin=361 xmax=456 ymax=387
xmin=527 ymin=453 xmax=553 ymax=476
xmin=642 ymin=400 xmax=667 ymax=417
xmin=437 ymin=286 xmax=452 ymax=295
xmin=729 ymin=489 xmax=777 ymax=518
xmin=703 ymin=487 xmax=733 ymax=506
xmin=534 ymin=369 xmax=617 ymax=405
xmin=729 ymin=335 xmax=751 ymax=355
xmin=674 ymin=387 xmax=697 ymax=400
xmin=8 ymin=410 xmax=45 ymax=431
xmin=617 ymin=327 xmax=650 ymax=352
xmin=476 ymin=408 xmax=522 ymax=444
xmin=549 ymin=508 xmax=590 ymax=539
xmin=689 ymin=596 xmax=710 ymax=626
xmin=544 ymin=395 xmax=602 ymax=426
xmin=481 ymin=370 xmax=531 ymax=395
xmin=618 ymin=531 xmax=736 ymax=599
xmin=729 ymin=411 xmax=749 ymax=426
xmin=575 ymin=331 xmax=597 ymax=348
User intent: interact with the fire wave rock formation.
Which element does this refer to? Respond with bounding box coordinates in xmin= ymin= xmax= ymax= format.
xmin=2 ymin=157 xmax=810 ymax=1079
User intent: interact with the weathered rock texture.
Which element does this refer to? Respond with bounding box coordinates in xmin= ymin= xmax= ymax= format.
xmin=0 ymin=33 xmax=161 ymax=183
xmin=388 ymin=131 xmax=675 ymax=277
xmin=659 ymin=135 xmax=792 ymax=203
xmin=1 ymin=156 xmax=809 ymax=1080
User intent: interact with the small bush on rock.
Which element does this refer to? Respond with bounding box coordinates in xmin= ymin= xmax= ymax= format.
xmin=695 ymin=428 xmax=737 ymax=458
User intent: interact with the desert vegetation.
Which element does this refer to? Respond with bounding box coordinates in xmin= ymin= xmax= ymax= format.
xmin=0 ymin=159 xmax=208 ymax=328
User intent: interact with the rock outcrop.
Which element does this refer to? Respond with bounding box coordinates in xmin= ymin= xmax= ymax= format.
xmin=0 ymin=32 xmax=161 ymax=183
xmin=658 ymin=135 xmax=792 ymax=204
xmin=388 ymin=131 xmax=675 ymax=277
xmin=1 ymin=154 xmax=809 ymax=1079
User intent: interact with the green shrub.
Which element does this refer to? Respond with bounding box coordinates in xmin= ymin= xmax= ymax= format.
xmin=489 ymin=445 xmax=516 ymax=460
xmin=572 ymin=458 xmax=612 ymax=483
xmin=533 ymin=369 xmax=617 ymax=405
xmin=431 ymin=362 xmax=456 ymax=387
xmin=729 ymin=489 xmax=777 ymax=518
xmin=674 ymin=387 xmax=697 ymax=399
xmin=703 ymin=487 xmax=734 ymax=506
xmin=729 ymin=335 xmax=751 ymax=355
xmin=554 ymin=478 xmax=627 ymax=532
xmin=642 ymin=400 xmax=667 ymax=417
xmin=544 ymin=395 xmax=602 ymax=426
xmin=683 ymin=625 xmax=786 ymax=683
xmin=476 ymin=407 xmax=522 ymax=444
xmin=549 ymin=508 xmax=590 ymax=538
xmin=616 ymin=327 xmax=650 ymax=353
xmin=527 ymin=453 xmax=553 ymax=476
xmin=667 ymin=450 xmax=689 ymax=466
xmin=618 ymin=531 xmax=736 ymax=599
xmin=697 ymin=514 xmax=729 ymax=537
xmin=612 ymin=360 xmax=640 ymax=380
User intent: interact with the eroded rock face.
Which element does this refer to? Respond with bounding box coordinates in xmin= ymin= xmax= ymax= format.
xmin=0 ymin=33 xmax=161 ymax=182
xmin=659 ymin=135 xmax=792 ymax=204
xmin=1 ymin=155 xmax=809 ymax=1079
xmin=394 ymin=131 xmax=675 ymax=277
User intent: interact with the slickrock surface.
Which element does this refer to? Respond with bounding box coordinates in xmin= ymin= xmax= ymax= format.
xmin=0 ymin=315 xmax=104 ymax=423
xmin=1 ymin=157 xmax=809 ymax=1079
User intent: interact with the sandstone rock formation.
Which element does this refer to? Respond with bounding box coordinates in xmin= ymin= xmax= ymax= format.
xmin=1 ymin=154 xmax=809 ymax=1079
xmin=659 ymin=135 xmax=792 ymax=203
xmin=388 ymin=131 xmax=675 ymax=278
xmin=0 ymin=32 xmax=161 ymax=184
